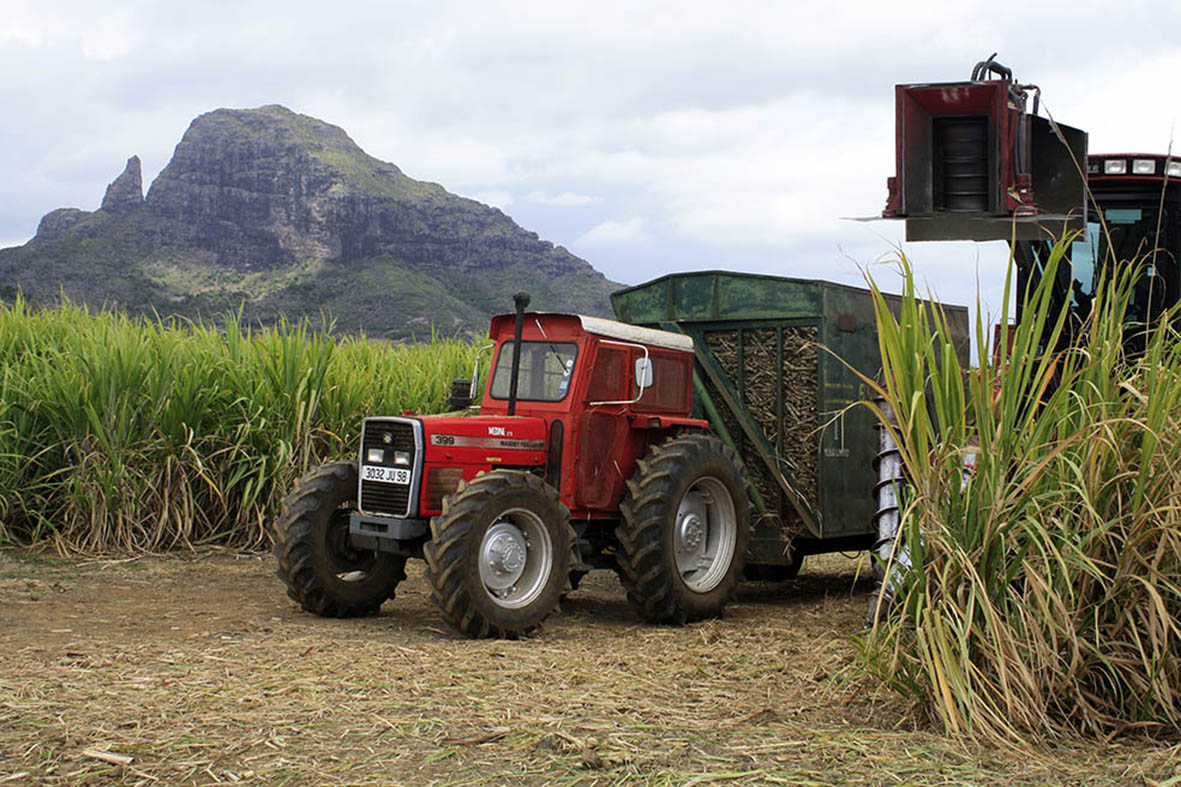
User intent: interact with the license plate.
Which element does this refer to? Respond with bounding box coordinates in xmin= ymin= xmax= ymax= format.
xmin=362 ymin=465 xmax=411 ymax=485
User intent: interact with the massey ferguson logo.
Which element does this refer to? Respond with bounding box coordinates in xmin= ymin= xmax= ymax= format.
xmin=488 ymin=426 xmax=507 ymax=436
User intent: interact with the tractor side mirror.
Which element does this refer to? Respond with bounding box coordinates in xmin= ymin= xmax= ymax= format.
xmin=449 ymin=378 xmax=472 ymax=410
xmin=466 ymin=343 xmax=494 ymax=410
xmin=634 ymin=357 xmax=653 ymax=389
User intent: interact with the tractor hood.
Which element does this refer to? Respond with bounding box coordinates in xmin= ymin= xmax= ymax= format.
xmin=418 ymin=414 xmax=547 ymax=466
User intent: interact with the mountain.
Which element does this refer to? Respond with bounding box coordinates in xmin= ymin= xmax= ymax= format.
xmin=0 ymin=105 xmax=616 ymax=338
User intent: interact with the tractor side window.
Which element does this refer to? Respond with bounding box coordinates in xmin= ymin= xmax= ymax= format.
xmin=586 ymin=346 xmax=627 ymax=401
xmin=643 ymin=353 xmax=690 ymax=412
xmin=489 ymin=341 xmax=578 ymax=402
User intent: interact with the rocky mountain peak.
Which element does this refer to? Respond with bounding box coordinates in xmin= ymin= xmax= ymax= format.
xmin=2 ymin=104 xmax=615 ymax=339
xmin=101 ymin=155 xmax=144 ymax=214
xmin=142 ymin=104 xmax=452 ymax=269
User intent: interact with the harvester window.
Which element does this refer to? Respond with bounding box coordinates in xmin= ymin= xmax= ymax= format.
xmin=1070 ymin=222 xmax=1100 ymax=302
xmin=489 ymin=341 xmax=578 ymax=402
xmin=1069 ymin=206 xmax=1176 ymax=322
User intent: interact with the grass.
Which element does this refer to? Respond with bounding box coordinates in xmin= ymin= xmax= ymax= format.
xmin=140 ymin=256 xmax=329 ymax=300
xmin=0 ymin=297 xmax=480 ymax=553
xmin=857 ymin=240 xmax=1181 ymax=742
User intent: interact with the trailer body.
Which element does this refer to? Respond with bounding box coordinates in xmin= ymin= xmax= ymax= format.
xmin=612 ymin=270 xmax=969 ymax=569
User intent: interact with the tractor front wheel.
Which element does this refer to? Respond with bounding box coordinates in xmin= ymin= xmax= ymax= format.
xmin=274 ymin=461 xmax=407 ymax=617
xmin=424 ymin=470 xmax=573 ymax=638
xmin=616 ymin=434 xmax=750 ymax=623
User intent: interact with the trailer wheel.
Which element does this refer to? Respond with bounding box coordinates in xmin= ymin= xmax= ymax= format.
xmin=424 ymin=470 xmax=573 ymax=638
xmin=616 ymin=434 xmax=750 ymax=623
xmin=274 ymin=461 xmax=407 ymax=618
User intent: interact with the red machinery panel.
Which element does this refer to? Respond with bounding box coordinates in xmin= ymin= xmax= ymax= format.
xmin=884 ymin=75 xmax=1086 ymax=242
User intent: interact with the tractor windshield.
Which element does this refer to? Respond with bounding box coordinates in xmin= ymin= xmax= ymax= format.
xmin=489 ymin=341 xmax=578 ymax=402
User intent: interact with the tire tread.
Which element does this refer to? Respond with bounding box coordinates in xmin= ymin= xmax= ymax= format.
xmin=423 ymin=470 xmax=574 ymax=638
xmin=614 ymin=434 xmax=750 ymax=624
xmin=274 ymin=461 xmax=407 ymax=618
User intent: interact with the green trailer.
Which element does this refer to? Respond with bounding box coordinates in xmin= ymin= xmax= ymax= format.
xmin=611 ymin=270 xmax=970 ymax=576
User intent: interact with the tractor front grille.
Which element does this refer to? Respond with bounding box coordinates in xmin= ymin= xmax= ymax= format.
xmin=358 ymin=417 xmax=421 ymax=518
xmin=359 ymin=480 xmax=411 ymax=517
xmin=362 ymin=420 xmax=417 ymax=456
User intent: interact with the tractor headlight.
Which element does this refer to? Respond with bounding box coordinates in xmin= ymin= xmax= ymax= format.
xmin=366 ymin=448 xmax=384 ymax=464
xmin=1133 ymin=159 xmax=1156 ymax=175
xmin=1167 ymin=161 xmax=1181 ymax=178
xmin=1104 ymin=159 xmax=1127 ymax=175
xmin=394 ymin=451 xmax=411 ymax=466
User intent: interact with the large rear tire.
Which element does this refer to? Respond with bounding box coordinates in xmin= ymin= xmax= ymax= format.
xmin=424 ymin=470 xmax=573 ymax=638
xmin=616 ymin=434 xmax=750 ymax=623
xmin=274 ymin=461 xmax=407 ymax=618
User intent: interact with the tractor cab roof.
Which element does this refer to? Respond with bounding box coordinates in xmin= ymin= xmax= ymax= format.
xmin=488 ymin=312 xmax=694 ymax=353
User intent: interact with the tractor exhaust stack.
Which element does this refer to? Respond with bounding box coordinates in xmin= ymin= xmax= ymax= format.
xmin=507 ymin=291 xmax=530 ymax=416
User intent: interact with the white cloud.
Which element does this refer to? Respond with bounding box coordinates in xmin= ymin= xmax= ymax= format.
xmin=0 ymin=1 xmax=141 ymax=59
xmin=79 ymin=14 xmax=141 ymax=61
xmin=576 ymin=218 xmax=649 ymax=245
xmin=468 ymin=190 xmax=515 ymax=211
xmin=0 ymin=22 xmax=42 ymax=47
xmin=524 ymin=191 xmax=602 ymax=207
xmin=0 ymin=0 xmax=52 ymax=47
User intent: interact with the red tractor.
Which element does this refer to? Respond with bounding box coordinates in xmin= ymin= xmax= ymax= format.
xmin=274 ymin=293 xmax=751 ymax=638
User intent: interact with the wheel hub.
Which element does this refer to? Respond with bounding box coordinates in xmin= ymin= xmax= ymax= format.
xmin=678 ymin=512 xmax=705 ymax=552
xmin=328 ymin=510 xmax=374 ymax=581
xmin=480 ymin=521 xmax=528 ymax=591
xmin=675 ymin=494 xmax=709 ymax=559
xmin=673 ymin=476 xmax=737 ymax=593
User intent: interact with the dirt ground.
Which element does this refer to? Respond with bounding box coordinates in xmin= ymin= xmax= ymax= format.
xmin=0 ymin=551 xmax=1177 ymax=786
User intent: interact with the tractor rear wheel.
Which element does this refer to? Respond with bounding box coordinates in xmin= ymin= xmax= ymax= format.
xmin=274 ymin=461 xmax=407 ymax=617
xmin=424 ymin=470 xmax=573 ymax=638
xmin=616 ymin=434 xmax=750 ymax=624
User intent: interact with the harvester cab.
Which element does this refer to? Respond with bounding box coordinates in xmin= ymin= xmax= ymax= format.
xmin=1068 ymin=154 xmax=1181 ymax=327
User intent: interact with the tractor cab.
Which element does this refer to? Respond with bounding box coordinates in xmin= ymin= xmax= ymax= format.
xmin=477 ymin=311 xmax=704 ymax=517
xmin=347 ymin=308 xmax=704 ymax=554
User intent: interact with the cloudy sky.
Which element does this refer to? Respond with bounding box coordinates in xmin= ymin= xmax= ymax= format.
xmin=3 ymin=0 xmax=1180 ymax=330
